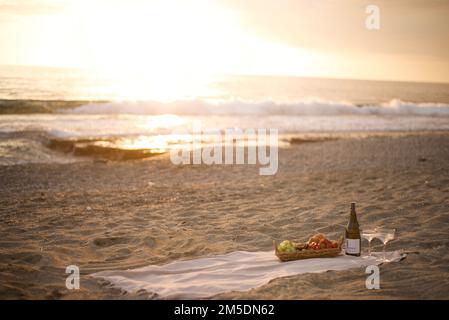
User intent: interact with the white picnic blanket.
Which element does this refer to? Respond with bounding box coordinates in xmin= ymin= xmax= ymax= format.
xmin=92 ymin=250 xmax=406 ymax=299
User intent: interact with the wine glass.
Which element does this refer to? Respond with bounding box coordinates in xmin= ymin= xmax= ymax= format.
xmin=361 ymin=229 xmax=377 ymax=257
xmin=375 ymin=228 xmax=396 ymax=262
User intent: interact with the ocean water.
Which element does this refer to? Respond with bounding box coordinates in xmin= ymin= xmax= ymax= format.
xmin=1 ymin=65 xmax=449 ymax=164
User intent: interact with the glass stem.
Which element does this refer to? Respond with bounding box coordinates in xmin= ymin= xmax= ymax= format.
xmin=383 ymin=243 xmax=386 ymax=261
xmin=368 ymin=241 xmax=371 ymax=256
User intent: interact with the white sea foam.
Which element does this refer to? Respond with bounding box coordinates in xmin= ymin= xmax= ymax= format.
xmin=65 ymin=99 xmax=449 ymax=116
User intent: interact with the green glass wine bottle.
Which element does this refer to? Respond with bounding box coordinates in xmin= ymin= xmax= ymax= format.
xmin=345 ymin=202 xmax=361 ymax=256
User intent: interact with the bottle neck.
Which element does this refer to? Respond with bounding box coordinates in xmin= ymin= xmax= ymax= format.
xmin=348 ymin=203 xmax=359 ymax=228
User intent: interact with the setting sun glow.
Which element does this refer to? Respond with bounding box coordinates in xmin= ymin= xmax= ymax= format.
xmin=5 ymin=0 xmax=328 ymax=101
xmin=1 ymin=0 xmax=448 ymax=97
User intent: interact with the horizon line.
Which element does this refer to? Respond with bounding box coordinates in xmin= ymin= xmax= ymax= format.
xmin=1 ymin=63 xmax=449 ymax=86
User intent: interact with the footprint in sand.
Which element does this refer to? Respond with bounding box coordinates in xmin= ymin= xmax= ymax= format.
xmin=92 ymin=237 xmax=130 ymax=247
xmin=143 ymin=236 xmax=156 ymax=248
xmin=5 ymin=252 xmax=43 ymax=264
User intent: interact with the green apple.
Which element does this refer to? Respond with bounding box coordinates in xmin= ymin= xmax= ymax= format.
xmin=278 ymin=240 xmax=296 ymax=253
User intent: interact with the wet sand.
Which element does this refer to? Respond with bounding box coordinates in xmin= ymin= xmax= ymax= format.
xmin=1 ymin=133 xmax=449 ymax=299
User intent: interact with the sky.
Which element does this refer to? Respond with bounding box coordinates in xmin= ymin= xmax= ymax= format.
xmin=0 ymin=0 xmax=448 ymax=83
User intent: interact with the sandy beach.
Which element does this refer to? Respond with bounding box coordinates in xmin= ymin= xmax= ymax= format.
xmin=1 ymin=132 xmax=448 ymax=299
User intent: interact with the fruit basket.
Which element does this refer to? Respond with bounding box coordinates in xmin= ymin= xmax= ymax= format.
xmin=273 ymin=235 xmax=344 ymax=262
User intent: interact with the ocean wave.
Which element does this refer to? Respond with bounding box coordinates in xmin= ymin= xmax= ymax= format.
xmin=0 ymin=131 xmax=78 ymax=165
xmin=65 ymin=99 xmax=449 ymax=116
xmin=0 ymin=99 xmax=106 ymax=114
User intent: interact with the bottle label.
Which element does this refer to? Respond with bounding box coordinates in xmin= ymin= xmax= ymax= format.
xmin=345 ymin=239 xmax=361 ymax=254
